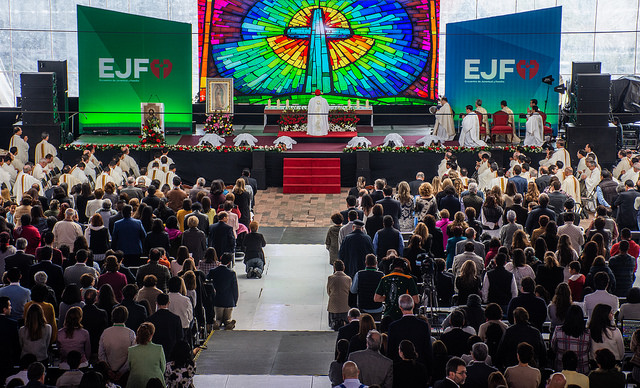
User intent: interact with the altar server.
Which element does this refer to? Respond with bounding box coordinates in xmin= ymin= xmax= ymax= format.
xmin=459 ymin=105 xmax=487 ymax=147
xmin=307 ymin=89 xmax=329 ymax=136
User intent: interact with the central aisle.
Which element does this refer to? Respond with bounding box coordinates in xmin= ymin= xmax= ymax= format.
xmin=232 ymin=244 xmax=335 ymax=331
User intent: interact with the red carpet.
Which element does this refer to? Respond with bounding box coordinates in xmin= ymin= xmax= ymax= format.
xmin=283 ymin=158 xmax=341 ymax=194
xmin=277 ymin=131 xmax=357 ymax=138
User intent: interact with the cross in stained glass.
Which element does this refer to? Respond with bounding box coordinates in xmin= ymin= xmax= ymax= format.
xmin=285 ymin=8 xmax=352 ymax=93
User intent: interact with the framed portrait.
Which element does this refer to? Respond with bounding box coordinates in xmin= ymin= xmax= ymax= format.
xmin=141 ymin=102 xmax=165 ymax=134
xmin=206 ymin=78 xmax=234 ymax=114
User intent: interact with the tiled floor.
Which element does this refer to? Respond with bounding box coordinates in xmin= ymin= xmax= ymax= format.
xmin=253 ymin=188 xmax=349 ymax=227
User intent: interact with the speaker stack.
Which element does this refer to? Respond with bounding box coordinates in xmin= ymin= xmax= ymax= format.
xmin=566 ymin=62 xmax=615 ymax=168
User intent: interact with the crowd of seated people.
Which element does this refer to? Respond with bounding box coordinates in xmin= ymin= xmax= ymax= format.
xmin=0 ymin=142 xmax=265 ymax=387
xmin=326 ymin=147 xmax=640 ymax=387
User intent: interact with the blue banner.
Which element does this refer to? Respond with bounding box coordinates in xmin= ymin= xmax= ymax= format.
xmin=445 ymin=7 xmax=561 ymax=132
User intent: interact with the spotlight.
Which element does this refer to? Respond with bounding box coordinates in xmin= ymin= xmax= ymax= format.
xmin=542 ymin=75 xmax=554 ymax=85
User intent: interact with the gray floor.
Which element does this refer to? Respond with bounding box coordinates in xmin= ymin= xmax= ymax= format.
xmin=259 ymin=227 xmax=328 ymax=244
xmin=196 ymin=331 xmax=336 ymax=375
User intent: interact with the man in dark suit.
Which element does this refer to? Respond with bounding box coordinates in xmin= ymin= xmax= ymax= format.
xmin=614 ymin=179 xmax=640 ymax=231
xmin=506 ymin=277 xmax=548 ymax=332
xmin=496 ymin=307 xmax=547 ymax=369
xmin=508 ymin=165 xmax=528 ymax=195
xmin=337 ymin=308 xmax=360 ymax=343
xmin=524 ymin=193 xmax=556 ymax=234
xmin=0 ymin=296 xmax=19 ymax=382
xmin=108 ymin=200 xmax=125 ymax=235
xmin=547 ymin=180 xmax=569 ymax=215
xmin=28 ymin=246 xmax=64 ymax=297
xmin=435 ymin=357 xmax=467 ymax=388
xmin=535 ymin=166 xmax=551 ymax=192
xmin=373 ymin=215 xmax=404 ymax=259
xmin=112 ymin=204 xmax=146 ymax=266
xmin=503 ymin=194 xmax=528 ymax=226
xmin=37 ymin=232 xmax=63 ymax=266
xmin=120 ymin=177 xmax=145 ymax=201
xmin=208 ymin=211 xmax=236 ymax=255
xmin=339 ymin=196 xmax=364 ymax=225
xmin=338 ymin=220 xmax=374 ymax=279
xmin=463 ymin=343 xmax=497 ymax=388
xmin=117 ymin=284 xmax=148 ymax=331
xmin=387 ymin=294 xmax=433 ymax=372
xmin=82 ymin=289 xmax=109 ymax=354
xmin=136 ymin=248 xmax=172 ymax=292
xmin=556 ymin=198 xmax=581 ymax=226
xmin=207 ymin=253 xmax=239 ymax=330
xmin=439 ymin=310 xmax=473 ymax=357
xmin=409 ymin=172 xmax=425 ymax=196
xmin=147 ymin=293 xmax=184 ymax=360
xmin=241 ymin=168 xmax=258 ymax=195
xmin=370 ymin=179 xmax=385 ymax=203
xmin=5 ymin=237 xmax=35 ymax=287
xmin=376 ymin=186 xmax=401 ymax=230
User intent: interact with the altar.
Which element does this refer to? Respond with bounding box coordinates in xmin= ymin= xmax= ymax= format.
xmin=263 ymin=105 xmax=374 ymax=133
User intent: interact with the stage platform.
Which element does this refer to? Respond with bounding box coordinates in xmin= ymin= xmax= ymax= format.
xmin=62 ymin=125 xmax=545 ymax=188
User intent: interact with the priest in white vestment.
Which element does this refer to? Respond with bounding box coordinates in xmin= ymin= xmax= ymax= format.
xmin=32 ymin=159 xmax=50 ymax=181
xmin=307 ymin=90 xmax=329 ymax=136
xmin=434 ymin=97 xmax=456 ymax=141
xmin=524 ymin=107 xmax=544 ymax=147
xmin=581 ymin=161 xmax=602 ymax=194
xmin=540 ymin=140 xmax=571 ymax=168
xmin=459 ymin=105 xmax=487 ymax=147
xmin=561 ymin=167 xmax=581 ymax=204
xmin=478 ymin=165 xmax=498 ymax=192
xmin=95 ymin=171 xmax=116 ymax=191
xmin=613 ymin=151 xmax=632 ymax=180
xmin=620 ymin=163 xmax=640 ymax=185
xmin=489 ymin=174 xmax=508 ymax=192
xmin=13 ymin=166 xmax=42 ymax=203
xmin=0 ymin=167 xmax=11 ymax=191
xmin=70 ymin=163 xmax=89 ymax=184
xmin=35 ymin=133 xmax=63 ymax=171
xmin=1 ymin=158 xmax=17 ymax=186
xmin=437 ymin=152 xmax=452 ymax=178
xmin=147 ymin=162 xmax=166 ymax=184
xmin=120 ymin=147 xmax=140 ymax=177
xmin=9 ymin=127 xmax=29 ymax=165
xmin=59 ymin=168 xmax=79 ymax=195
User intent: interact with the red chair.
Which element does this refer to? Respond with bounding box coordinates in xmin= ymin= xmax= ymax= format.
xmin=490 ymin=110 xmax=513 ymax=144
xmin=539 ymin=111 xmax=553 ymax=141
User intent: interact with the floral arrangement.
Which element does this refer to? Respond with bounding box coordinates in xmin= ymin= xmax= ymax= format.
xmin=278 ymin=107 xmax=359 ymax=132
xmin=60 ymin=143 xmax=286 ymax=152
xmin=204 ymin=112 xmax=234 ymax=137
xmin=139 ymin=125 xmax=165 ymax=145
xmin=343 ymin=145 xmax=544 ymax=153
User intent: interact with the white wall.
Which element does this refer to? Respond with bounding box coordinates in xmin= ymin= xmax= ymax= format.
xmin=0 ymin=0 xmax=639 ymax=105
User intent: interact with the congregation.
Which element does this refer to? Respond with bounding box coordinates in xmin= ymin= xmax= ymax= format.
xmin=0 ymin=128 xmax=267 ymax=388
xmin=325 ymin=144 xmax=640 ymax=388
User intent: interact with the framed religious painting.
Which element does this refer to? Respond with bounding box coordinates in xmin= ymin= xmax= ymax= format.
xmin=206 ymin=78 xmax=234 ymax=114
xmin=141 ymin=102 xmax=165 ymax=134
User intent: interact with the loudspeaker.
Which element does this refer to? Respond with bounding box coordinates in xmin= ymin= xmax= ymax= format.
xmin=252 ymin=150 xmax=266 ymax=190
xmin=571 ymin=61 xmax=601 ymax=92
xmin=575 ymin=73 xmax=610 ymax=126
xmin=21 ymin=72 xmax=59 ymax=125
xmin=38 ymin=60 xmax=68 ymax=129
xmin=566 ymin=123 xmax=617 ymax=168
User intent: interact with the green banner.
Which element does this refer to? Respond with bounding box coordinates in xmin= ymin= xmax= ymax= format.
xmin=78 ymin=5 xmax=192 ymax=133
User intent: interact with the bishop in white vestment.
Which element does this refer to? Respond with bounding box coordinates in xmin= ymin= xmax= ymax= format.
xmin=9 ymin=128 xmax=29 ymax=165
xmin=434 ymin=97 xmax=455 ymax=141
xmin=524 ymin=108 xmax=544 ymax=147
xmin=459 ymin=106 xmax=487 ymax=147
xmin=307 ymin=90 xmax=329 ymax=136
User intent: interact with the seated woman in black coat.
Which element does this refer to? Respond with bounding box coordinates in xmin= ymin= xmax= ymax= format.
xmin=365 ymin=204 xmax=384 ymax=240
xmin=404 ymin=235 xmax=427 ymax=279
xmin=242 ymin=221 xmax=267 ymax=279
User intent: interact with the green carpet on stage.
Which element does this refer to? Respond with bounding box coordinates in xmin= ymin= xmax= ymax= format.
xmin=71 ymin=135 xmax=182 ymax=145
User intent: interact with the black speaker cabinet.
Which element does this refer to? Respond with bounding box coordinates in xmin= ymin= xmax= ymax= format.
xmin=251 ymin=150 xmax=266 ymax=189
xmin=21 ymin=72 xmax=59 ymax=125
xmin=571 ymin=61 xmax=601 ymax=92
xmin=566 ymin=123 xmax=617 ymax=169
xmin=38 ymin=61 xmax=68 ymax=127
xmin=575 ymin=73 xmax=611 ymax=126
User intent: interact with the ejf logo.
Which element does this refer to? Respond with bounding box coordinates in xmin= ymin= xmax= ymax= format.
xmin=465 ymin=59 xmax=539 ymax=80
xmin=99 ymin=58 xmax=173 ymax=79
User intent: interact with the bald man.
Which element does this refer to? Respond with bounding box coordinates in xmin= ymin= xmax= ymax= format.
xmin=546 ymin=372 xmax=566 ymax=388
xmin=338 ymin=361 xmax=365 ymax=388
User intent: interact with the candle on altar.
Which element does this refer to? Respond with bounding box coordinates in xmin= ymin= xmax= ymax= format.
xmin=365 ymin=100 xmax=369 ymax=108
xmin=356 ymin=99 xmax=360 ymax=108
xmin=268 ymin=99 xmax=271 ymax=107
xmin=347 ymin=99 xmax=351 ymax=108
xmin=286 ymin=99 xmax=289 ymax=108
xmin=276 ymin=99 xmax=280 ymax=108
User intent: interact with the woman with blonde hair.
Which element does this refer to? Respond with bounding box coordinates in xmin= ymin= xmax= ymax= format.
xmin=487 ymin=371 xmax=508 ymax=388
xmin=510 ymin=229 xmax=531 ymax=252
xmin=524 ymin=181 xmax=540 ymax=207
xmin=415 ymin=182 xmax=438 ymax=222
xmin=57 ymin=306 xmax=91 ymax=368
xmin=232 ymin=178 xmax=251 ymax=227
xmin=395 ymin=181 xmax=415 ymax=232
xmin=412 ymin=222 xmax=432 ymax=253
xmin=447 ymin=211 xmax=468 ymax=236
xmin=19 ymin=303 xmax=52 ymax=362
xmin=489 ymin=186 xmax=504 ymax=207
xmin=455 ymin=260 xmax=481 ymax=305
xmin=452 ymin=178 xmax=464 ymax=197
xmin=431 ymin=176 xmax=442 ymax=195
